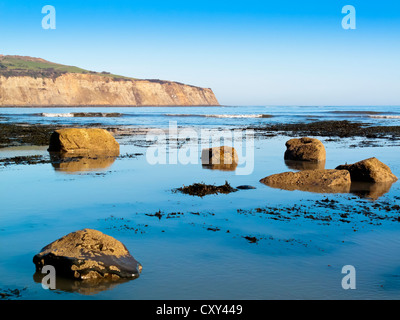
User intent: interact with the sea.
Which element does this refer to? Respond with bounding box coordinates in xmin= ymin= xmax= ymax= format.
xmin=1 ymin=105 xmax=400 ymax=128
xmin=0 ymin=105 xmax=400 ymax=300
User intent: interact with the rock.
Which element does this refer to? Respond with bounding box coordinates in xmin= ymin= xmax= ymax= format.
xmin=336 ymin=157 xmax=398 ymax=183
xmin=236 ymin=185 xmax=256 ymax=190
xmin=48 ymin=128 xmax=120 ymax=156
xmin=201 ymin=146 xmax=238 ymax=171
xmin=33 ymin=229 xmax=142 ymax=281
xmin=260 ymin=169 xmax=351 ymax=193
xmin=284 ymin=137 xmax=326 ymax=162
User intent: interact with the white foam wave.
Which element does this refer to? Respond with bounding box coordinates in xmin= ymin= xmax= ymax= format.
xmin=207 ymin=114 xmax=272 ymax=118
xmin=39 ymin=112 xmax=122 ymax=118
xmin=40 ymin=113 xmax=74 ymax=117
xmin=166 ymin=114 xmax=272 ymax=119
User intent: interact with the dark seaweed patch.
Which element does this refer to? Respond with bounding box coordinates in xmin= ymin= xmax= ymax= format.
xmin=174 ymin=181 xmax=237 ymax=197
xmin=251 ymin=120 xmax=400 ymax=139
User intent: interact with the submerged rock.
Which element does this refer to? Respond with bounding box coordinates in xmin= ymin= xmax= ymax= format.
xmin=336 ymin=157 xmax=398 ymax=183
xmin=33 ymin=229 xmax=142 ymax=281
xmin=236 ymin=185 xmax=256 ymax=190
xmin=260 ymin=169 xmax=351 ymax=193
xmin=284 ymin=137 xmax=326 ymax=162
xmin=48 ymin=128 xmax=120 ymax=156
xmin=201 ymin=146 xmax=238 ymax=171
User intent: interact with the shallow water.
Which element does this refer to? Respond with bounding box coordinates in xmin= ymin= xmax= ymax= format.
xmin=1 ymin=106 xmax=400 ymax=300
xmin=1 ymin=105 xmax=400 ymax=127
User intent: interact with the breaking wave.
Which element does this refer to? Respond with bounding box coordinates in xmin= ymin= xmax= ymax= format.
xmin=39 ymin=112 xmax=122 ymax=118
xmin=166 ymin=114 xmax=273 ymax=119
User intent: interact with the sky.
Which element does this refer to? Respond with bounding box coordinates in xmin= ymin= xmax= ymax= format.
xmin=0 ymin=0 xmax=399 ymax=106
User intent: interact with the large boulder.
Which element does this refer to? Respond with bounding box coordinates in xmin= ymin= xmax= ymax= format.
xmin=201 ymin=146 xmax=238 ymax=171
xmin=48 ymin=128 xmax=120 ymax=156
xmin=33 ymin=229 xmax=142 ymax=281
xmin=284 ymin=137 xmax=326 ymax=162
xmin=260 ymin=169 xmax=351 ymax=193
xmin=336 ymin=157 xmax=398 ymax=183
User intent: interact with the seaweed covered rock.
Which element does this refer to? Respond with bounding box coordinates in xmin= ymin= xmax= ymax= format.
xmin=48 ymin=128 xmax=120 ymax=156
xmin=260 ymin=169 xmax=351 ymax=193
xmin=284 ymin=137 xmax=326 ymax=162
xmin=33 ymin=229 xmax=142 ymax=281
xmin=336 ymin=157 xmax=398 ymax=183
xmin=175 ymin=181 xmax=237 ymax=197
xmin=201 ymin=146 xmax=238 ymax=171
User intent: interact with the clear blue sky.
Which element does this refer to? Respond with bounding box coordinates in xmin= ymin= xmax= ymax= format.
xmin=0 ymin=0 xmax=399 ymax=106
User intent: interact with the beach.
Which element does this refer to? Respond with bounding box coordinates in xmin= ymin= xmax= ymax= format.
xmin=1 ymin=106 xmax=400 ymax=299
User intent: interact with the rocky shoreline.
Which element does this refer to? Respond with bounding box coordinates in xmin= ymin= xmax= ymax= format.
xmin=251 ymin=120 xmax=400 ymax=139
xmin=0 ymin=123 xmax=59 ymax=148
xmin=1 ymin=120 xmax=400 ymax=149
xmin=0 ymin=122 xmax=147 ymax=148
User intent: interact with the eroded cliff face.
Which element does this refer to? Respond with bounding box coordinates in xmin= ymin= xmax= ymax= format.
xmin=0 ymin=73 xmax=219 ymax=106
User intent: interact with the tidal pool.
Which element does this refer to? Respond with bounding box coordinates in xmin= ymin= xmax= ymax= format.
xmin=0 ymin=131 xmax=399 ymax=300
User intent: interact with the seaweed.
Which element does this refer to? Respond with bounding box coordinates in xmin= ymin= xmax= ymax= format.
xmin=174 ymin=181 xmax=237 ymax=197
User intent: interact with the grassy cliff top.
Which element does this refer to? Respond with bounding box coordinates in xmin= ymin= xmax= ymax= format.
xmin=0 ymin=55 xmax=135 ymax=81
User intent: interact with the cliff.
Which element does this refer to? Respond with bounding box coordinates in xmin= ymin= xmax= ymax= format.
xmin=0 ymin=55 xmax=219 ymax=106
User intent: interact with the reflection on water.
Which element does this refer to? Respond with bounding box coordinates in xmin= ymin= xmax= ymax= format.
xmin=262 ymin=182 xmax=351 ymax=194
xmin=285 ymin=159 xmax=326 ymax=171
xmin=33 ymin=272 xmax=132 ymax=295
xmin=201 ymin=147 xmax=238 ymax=172
xmin=263 ymin=179 xmax=395 ymax=199
xmin=202 ymin=162 xmax=238 ymax=171
xmin=351 ymin=181 xmax=396 ymax=200
xmin=50 ymin=152 xmax=117 ymax=174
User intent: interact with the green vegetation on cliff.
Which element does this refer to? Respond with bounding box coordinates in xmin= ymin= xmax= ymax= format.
xmin=0 ymin=55 xmax=133 ymax=80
